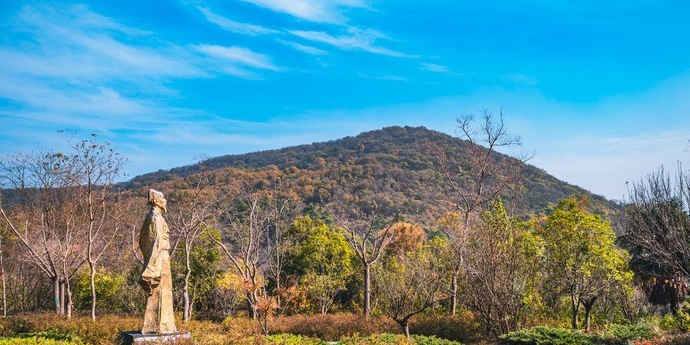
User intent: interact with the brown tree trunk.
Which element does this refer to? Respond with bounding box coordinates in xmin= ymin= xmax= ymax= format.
xmin=571 ymin=295 xmax=580 ymax=329
xmin=581 ymin=296 xmax=597 ymax=333
xmin=450 ymin=267 xmax=459 ymax=315
xmin=404 ymin=321 xmax=410 ymax=338
xmin=247 ymin=294 xmax=257 ymax=319
xmin=364 ymin=263 xmax=371 ymax=318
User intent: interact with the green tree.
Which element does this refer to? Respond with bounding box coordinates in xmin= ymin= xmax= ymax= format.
xmin=540 ymin=198 xmax=633 ymax=332
xmin=72 ymin=268 xmax=127 ymax=313
xmin=463 ymin=198 xmax=544 ymax=337
xmin=172 ymin=229 xmax=222 ymax=320
xmin=284 ymin=216 xmax=355 ymax=314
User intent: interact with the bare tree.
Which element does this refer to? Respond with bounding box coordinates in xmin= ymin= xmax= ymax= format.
xmin=621 ymin=164 xmax=690 ymax=280
xmin=0 ymin=150 xmax=85 ymax=317
xmin=330 ymin=198 xmax=398 ymax=318
xmin=375 ymin=241 xmax=450 ymax=338
xmin=64 ymin=135 xmax=126 ymax=320
xmin=430 ymin=109 xmax=530 ymax=315
xmin=213 ymin=182 xmax=274 ymax=328
xmin=167 ymin=171 xmax=221 ymax=322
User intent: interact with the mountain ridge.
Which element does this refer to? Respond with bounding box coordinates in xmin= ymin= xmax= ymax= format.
xmin=125 ymin=125 xmax=616 ymax=224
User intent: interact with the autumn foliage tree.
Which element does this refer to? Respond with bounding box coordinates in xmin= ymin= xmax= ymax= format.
xmin=375 ymin=237 xmax=450 ymax=338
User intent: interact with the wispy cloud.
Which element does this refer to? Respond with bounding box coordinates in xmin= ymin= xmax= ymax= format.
xmin=194 ymin=44 xmax=283 ymax=78
xmin=196 ymin=6 xmax=279 ymax=36
xmin=0 ymin=2 xmax=290 ymax=176
xmin=420 ymin=63 xmax=449 ymax=73
xmin=6 ymin=4 xmax=203 ymax=81
xmin=290 ymin=28 xmax=415 ymax=58
xmin=357 ymin=73 xmax=409 ymax=82
xmin=277 ymin=39 xmax=328 ymax=55
xmin=504 ymin=74 xmax=538 ymax=86
xmin=237 ymin=0 xmax=368 ymax=24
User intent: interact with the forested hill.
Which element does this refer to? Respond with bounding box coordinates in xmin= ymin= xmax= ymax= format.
xmin=125 ymin=126 xmax=617 ymax=224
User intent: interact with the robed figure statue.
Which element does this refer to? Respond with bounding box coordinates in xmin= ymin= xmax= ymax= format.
xmin=139 ymin=189 xmax=177 ymax=334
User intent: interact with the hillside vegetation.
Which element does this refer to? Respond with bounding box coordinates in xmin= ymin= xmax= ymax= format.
xmin=127 ymin=126 xmax=616 ymax=225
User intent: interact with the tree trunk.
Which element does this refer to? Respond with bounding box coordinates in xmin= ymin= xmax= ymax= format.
xmin=66 ymin=283 xmax=72 ymax=320
xmin=450 ymin=267 xmax=459 ymax=315
xmin=183 ymin=250 xmax=191 ymax=322
xmin=275 ymin=273 xmax=281 ymax=312
xmin=1 ymin=269 xmax=5 ymax=317
xmin=247 ymin=294 xmax=257 ymax=319
xmin=89 ymin=261 xmax=96 ymax=321
xmin=59 ymin=279 xmax=65 ymax=315
xmin=395 ymin=318 xmax=412 ymax=338
xmin=581 ymin=296 xmax=597 ymax=333
xmin=0 ymin=235 xmax=6 ymax=317
xmin=364 ymin=263 xmax=371 ymax=318
xmin=571 ymin=295 xmax=580 ymax=329
xmin=53 ymin=277 xmax=60 ymax=314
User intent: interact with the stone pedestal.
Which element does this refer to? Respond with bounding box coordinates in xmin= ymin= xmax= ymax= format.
xmin=120 ymin=331 xmax=191 ymax=344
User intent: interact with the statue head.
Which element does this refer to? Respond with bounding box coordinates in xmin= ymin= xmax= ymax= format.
xmin=148 ymin=189 xmax=168 ymax=213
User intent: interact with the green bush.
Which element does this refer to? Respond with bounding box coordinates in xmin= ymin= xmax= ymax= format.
xmin=263 ymin=334 xmax=326 ymax=345
xmin=72 ymin=268 xmax=137 ymax=313
xmin=498 ymin=326 xmax=593 ymax=345
xmin=339 ymin=334 xmax=412 ymax=345
xmin=658 ymin=301 xmax=690 ymax=333
xmin=0 ymin=331 xmax=83 ymax=345
xmin=0 ymin=338 xmax=80 ymax=345
xmin=340 ymin=334 xmax=463 ymax=345
xmin=410 ymin=335 xmax=465 ymax=345
xmin=596 ymin=323 xmax=657 ymax=344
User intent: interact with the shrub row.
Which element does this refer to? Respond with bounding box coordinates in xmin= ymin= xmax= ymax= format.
xmin=498 ymin=324 xmax=658 ymax=345
xmin=267 ymin=314 xmax=399 ymax=341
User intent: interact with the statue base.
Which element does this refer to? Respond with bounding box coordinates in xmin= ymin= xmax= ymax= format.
xmin=120 ymin=331 xmax=191 ymax=344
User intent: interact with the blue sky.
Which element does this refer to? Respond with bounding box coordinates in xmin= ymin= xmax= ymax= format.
xmin=1 ymin=0 xmax=689 ymax=201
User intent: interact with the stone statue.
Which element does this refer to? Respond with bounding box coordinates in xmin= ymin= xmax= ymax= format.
xmin=139 ymin=189 xmax=177 ymax=335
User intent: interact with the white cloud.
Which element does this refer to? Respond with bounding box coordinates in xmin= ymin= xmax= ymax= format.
xmin=0 ymin=2 xmax=290 ymax=176
xmin=420 ymin=63 xmax=449 ymax=73
xmin=277 ymin=39 xmax=328 ymax=55
xmin=193 ymin=44 xmax=283 ymax=75
xmin=197 ymin=6 xmax=279 ymax=35
xmin=3 ymin=6 xmax=203 ymax=82
xmin=290 ymin=28 xmax=416 ymax=57
xmin=357 ymin=73 xmax=409 ymax=82
xmin=236 ymin=0 xmax=367 ymax=24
